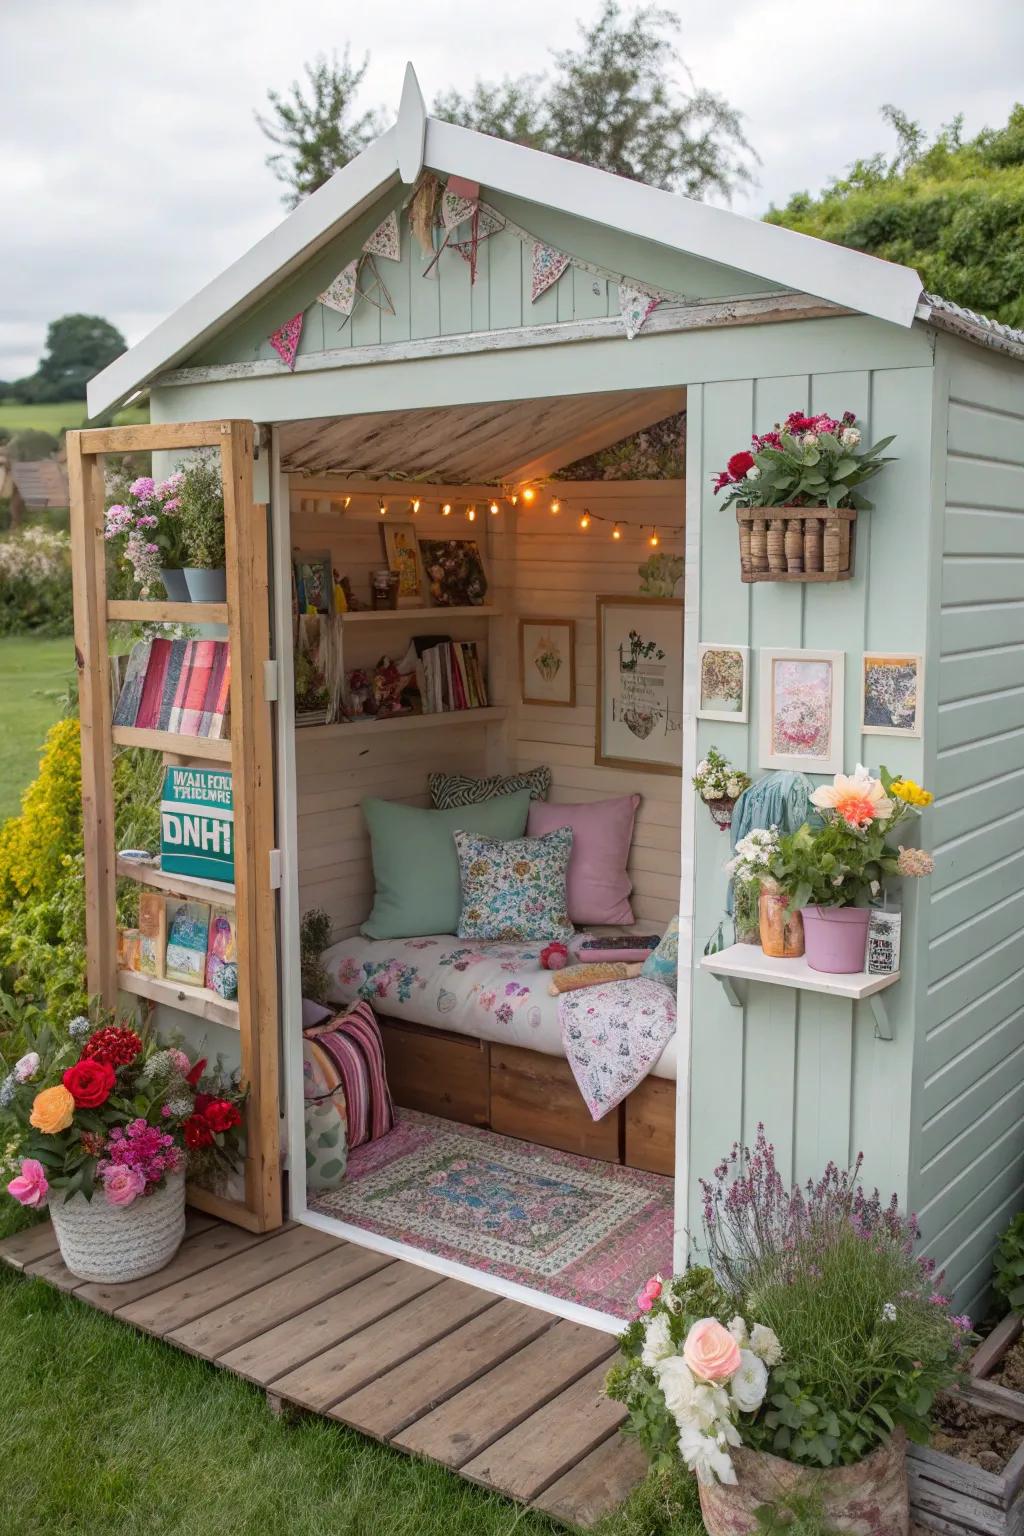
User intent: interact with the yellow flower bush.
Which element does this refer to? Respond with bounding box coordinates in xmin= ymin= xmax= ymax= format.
xmin=890 ymin=778 xmax=934 ymax=808
xmin=0 ymin=717 xmax=82 ymax=902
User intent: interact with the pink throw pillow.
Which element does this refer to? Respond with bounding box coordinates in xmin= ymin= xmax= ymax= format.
xmin=527 ymin=794 xmax=640 ymax=926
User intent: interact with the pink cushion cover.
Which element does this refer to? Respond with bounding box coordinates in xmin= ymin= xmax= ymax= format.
xmin=527 ymin=794 xmax=640 ymax=926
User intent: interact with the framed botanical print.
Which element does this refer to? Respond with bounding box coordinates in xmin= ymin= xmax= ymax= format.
xmin=697 ymin=643 xmax=749 ymax=722
xmin=380 ymin=522 xmax=425 ymax=606
xmin=417 ymin=536 xmax=489 ymax=607
xmin=759 ymin=648 xmax=845 ymax=773
xmin=595 ymin=595 xmax=683 ymax=775
xmin=862 ymin=653 xmax=923 ymax=737
xmin=520 ymin=618 xmax=575 ymax=706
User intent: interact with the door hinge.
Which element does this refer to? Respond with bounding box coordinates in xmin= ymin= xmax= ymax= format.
xmin=263 ymin=660 xmax=279 ymax=702
xmin=268 ymin=849 xmax=283 ymax=890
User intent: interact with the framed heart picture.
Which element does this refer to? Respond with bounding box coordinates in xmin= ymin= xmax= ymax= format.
xmin=520 ymin=618 xmax=575 ymax=706
xmin=595 ymin=595 xmax=683 ymax=774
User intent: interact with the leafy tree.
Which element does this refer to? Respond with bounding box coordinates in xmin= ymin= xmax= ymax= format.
xmin=258 ymin=5 xmax=754 ymax=204
xmin=767 ymin=103 xmax=1024 ymax=327
xmin=13 ymin=314 xmax=126 ymax=404
xmin=257 ymin=47 xmax=386 ymax=207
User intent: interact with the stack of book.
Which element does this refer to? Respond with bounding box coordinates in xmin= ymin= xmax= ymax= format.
xmin=417 ymin=640 xmax=488 ymax=714
xmin=120 ymin=892 xmax=237 ymax=1000
xmin=113 ymin=639 xmax=231 ymax=739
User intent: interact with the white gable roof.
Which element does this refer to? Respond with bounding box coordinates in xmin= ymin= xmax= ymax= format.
xmin=88 ymin=63 xmax=924 ymax=419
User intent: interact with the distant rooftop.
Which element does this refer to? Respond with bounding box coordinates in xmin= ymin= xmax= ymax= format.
xmin=9 ymin=459 xmax=69 ymax=509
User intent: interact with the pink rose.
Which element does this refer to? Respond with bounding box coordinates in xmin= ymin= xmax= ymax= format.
xmin=682 ymin=1317 xmax=742 ymax=1382
xmin=7 ymin=1158 xmax=48 ymax=1208
xmin=643 ymin=1276 xmax=663 ymax=1300
xmin=103 ymin=1165 xmax=147 ymax=1207
xmin=636 ymin=1291 xmax=654 ymax=1313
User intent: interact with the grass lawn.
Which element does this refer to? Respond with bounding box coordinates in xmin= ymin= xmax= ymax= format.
xmin=0 ymin=400 xmax=148 ymax=435
xmin=0 ymin=635 xmax=75 ymax=821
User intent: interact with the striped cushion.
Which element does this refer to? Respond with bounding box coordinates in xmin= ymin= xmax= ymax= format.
xmin=428 ymin=766 xmax=551 ymax=809
xmin=303 ymin=999 xmax=394 ymax=1149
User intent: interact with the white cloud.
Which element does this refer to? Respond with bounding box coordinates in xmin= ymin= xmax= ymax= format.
xmin=2 ymin=0 xmax=1021 ymax=379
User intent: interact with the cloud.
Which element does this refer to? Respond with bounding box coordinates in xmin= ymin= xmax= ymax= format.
xmin=2 ymin=0 xmax=1021 ymax=379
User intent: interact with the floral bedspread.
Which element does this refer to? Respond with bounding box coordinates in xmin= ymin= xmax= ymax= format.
xmin=558 ymin=978 xmax=676 ymax=1121
xmin=321 ymin=934 xmax=677 ymax=1084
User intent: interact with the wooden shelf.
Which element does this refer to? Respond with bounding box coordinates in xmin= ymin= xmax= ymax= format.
xmin=304 ymin=706 xmax=507 ymax=740
xmin=341 ymin=605 xmax=501 ymax=624
xmin=107 ymin=600 xmax=229 ymax=624
xmin=700 ymin=944 xmax=900 ymax=1039
xmin=118 ymin=969 xmax=239 ymax=1030
xmin=112 ymin=726 xmax=232 ymax=761
xmin=116 ymin=856 xmax=236 ymax=907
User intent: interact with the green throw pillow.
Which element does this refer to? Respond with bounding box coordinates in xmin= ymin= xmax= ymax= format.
xmin=361 ymin=788 xmax=532 ymax=939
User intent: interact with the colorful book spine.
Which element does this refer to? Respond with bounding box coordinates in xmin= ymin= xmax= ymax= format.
xmin=137 ymin=891 xmax=167 ymax=979
xmin=206 ymin=647 xmax=232 ymax=739
xmin=199 ymin=642 xmax=228 ymax=737
xmin=177 ymin=640 xmax=215 ymax=736
xmin=112 ymin=640 xmax=152 ymax=727
xmin=135 ymin=639 xmax=172 ymax=730
xmin=166 ymin=641 xmax=195 ymax=734
xmin=156 ymin=640 xmax=188 ymax=731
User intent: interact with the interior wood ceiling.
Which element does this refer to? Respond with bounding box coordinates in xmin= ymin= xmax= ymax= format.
xmin=276 ymin=386 xmax=685 ymax=484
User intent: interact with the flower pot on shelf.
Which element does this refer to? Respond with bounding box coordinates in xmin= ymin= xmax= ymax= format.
xmin=699 ymin=1434 xmax=909 ymax=1536
xmin=183 ymin=567 xmax=227 ymax=603
xmin=759 ymin=881 xmax=804 ymax=958
xmin=736 ymin=505 xmax=857 ymax=584
xmin=159 ymin=568 xmax=190 ymax=602
xmin=705 ymin=795 xmax=737 ymax=831
xmin=48 ymin=1170 xmax=186 ymax=1283
xmin=801 ymin=904 xmax=870 ymax=974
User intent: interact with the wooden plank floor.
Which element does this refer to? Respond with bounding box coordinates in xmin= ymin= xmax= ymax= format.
xmin=0 ymin=1215 xmax=647 ymax=1528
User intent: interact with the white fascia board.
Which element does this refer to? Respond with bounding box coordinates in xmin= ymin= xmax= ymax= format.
xmin=423 ymin=118 xmax=923 ymax=331
xmin=88 ymin=128 xmax=401 ymax=419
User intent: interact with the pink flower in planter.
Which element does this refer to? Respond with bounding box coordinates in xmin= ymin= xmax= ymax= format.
xmin=103 ymin=1165 xmax=147 ymax=1207
xmin=7 ymin=1158 xmax=48 ymax=1208
xmin=683 ymin=1318 xmax=743 ymax=1382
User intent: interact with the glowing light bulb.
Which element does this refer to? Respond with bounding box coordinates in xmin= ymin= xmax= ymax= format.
xmin=509 ymin=493 xmax=518 ymax=506
xmin=343 ymin=496 xmax=351 ymax=509
xmin=649 ymin=529 xmax=660 ymax=547
xmin=521 ymin=487 xmax=536 ymax=505
xmin=579 ymin=512 xmax=591 ymax=530
xmin=442 ymin=502 xmax=452 ymax=516
xmin=378 ymin=499 xmax=387 ymax=516
xmin=489 ymin=500 xmax=499 ymax=516
xmin=411 ymin=498 xmax=420 ymax=514
xmin=466 ymin=505 xmax=477 ymax=522
xmin=550 ymin=498 xmax=560 ymax=515
xmin=612 ymin=523 xmax=622 ymax=540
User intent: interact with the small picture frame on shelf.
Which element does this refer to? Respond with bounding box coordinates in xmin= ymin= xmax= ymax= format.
xmin=697 ymin=643 xmax=749 ymax=722
xmin=861 ymin=652 xmax=923 ymax=737
xmin=520 ymin=618 xmax=575 ymax=707
xmin=759 ymin=647 xmax=845 ymax=773
xmin=380 ymin=521 xmax=426 ymax=606
xmin=293 ymin=551 xmax=333 ymax=616
xmin=417 ymin=536 xmax=489 ymax=607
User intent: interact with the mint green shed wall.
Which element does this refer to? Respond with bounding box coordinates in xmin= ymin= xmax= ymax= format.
xmin=905 ymin=334 xmax=1024 ymax=1322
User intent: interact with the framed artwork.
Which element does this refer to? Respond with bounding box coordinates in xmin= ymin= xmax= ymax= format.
xmin=759 ymin=648 xmax=845 ymax=773
xmin=862 ymin=653 xmax=924 ymax=737
xmin=417 ymin=537 xmax=489 ymax=607
xmin=292 ymin=551 xmax=333 ymax=616
xmin=520 ymin=618 xmax=575 ymax=706
xmin=697 ymin=643 xmax=749 ymax=722
xmin=381 ymin=521 xmax=425 ymax=606
xmin=595 ymin=595 xmax=683 ymax=775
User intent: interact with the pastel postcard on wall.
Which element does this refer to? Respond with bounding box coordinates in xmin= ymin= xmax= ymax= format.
xmin=759 ymin=648 xmax=845 ymax=773
xmin=862 ymin=653 xmax=923 ymax=737
xmin=697 ymin=643 xmax=749 ymax=722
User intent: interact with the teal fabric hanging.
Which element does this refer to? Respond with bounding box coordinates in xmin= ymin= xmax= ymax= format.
xmin=725 ymin=772 xmax=817 ymax=913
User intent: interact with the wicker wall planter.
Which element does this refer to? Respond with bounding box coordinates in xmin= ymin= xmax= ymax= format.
xmin=736 ymin=505 xmax=858 ymax=583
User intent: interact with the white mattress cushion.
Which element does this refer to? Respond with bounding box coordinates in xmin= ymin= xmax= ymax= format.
xmin=322 ymin=933 xmax=677 ymax=1080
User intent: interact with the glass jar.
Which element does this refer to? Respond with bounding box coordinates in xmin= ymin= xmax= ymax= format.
xmin=759 ymin=880 xmax=805 ymax=958
xmin=733 ymin=880 xmax=762 ymax=945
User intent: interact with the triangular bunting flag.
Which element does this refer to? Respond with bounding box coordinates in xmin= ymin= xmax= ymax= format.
xmin=442 ymin=187 xmax=478 ymax=231
xmin=531 ymin=242 xmax=570 ymax=303
xmin=269 ymin=310 xmax=304 ymax=369
xmin=362 ymin=210 xmax=401 ymax=262
xmin=619 ymin=284 xmax=660 ymax=340
xmin=318 ymin=259 xmax=359 ymax=315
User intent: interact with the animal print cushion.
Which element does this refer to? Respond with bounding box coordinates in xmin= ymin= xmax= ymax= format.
xmin=428 ymin=766 xmax=551 ymax=809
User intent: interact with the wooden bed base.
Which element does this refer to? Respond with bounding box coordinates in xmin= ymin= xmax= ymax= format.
xmin=379 ymin=1017 xmax=675 ymax=1176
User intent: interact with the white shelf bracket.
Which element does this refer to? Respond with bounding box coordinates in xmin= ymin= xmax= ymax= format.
xmin=869 ymin=992 xmax=893 ymax=1041
xmin=712 ymin=973 xmax=745 ymax=1010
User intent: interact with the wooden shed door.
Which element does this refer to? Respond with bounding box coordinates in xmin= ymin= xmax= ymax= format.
xmin=67 ymin=420 xmax=282 ymax=1233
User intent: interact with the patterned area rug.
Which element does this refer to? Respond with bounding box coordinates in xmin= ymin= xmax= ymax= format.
xmin=309 ymin=1109 xmax=674 ymax=1319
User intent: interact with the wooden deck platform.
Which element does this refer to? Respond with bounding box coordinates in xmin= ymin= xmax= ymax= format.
xmin=0 ymin=1215 xmax=647 ymax=1528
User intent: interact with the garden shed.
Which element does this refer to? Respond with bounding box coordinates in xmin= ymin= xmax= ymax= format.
xmin=64 ymin=61 xmax=1024 ymax=1443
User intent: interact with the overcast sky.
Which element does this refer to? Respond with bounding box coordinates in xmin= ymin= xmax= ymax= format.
xmin=3 ymin=0 xmax=1022 ymax=381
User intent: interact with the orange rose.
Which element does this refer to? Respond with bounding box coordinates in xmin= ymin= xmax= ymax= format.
xmin=29 ymin=1084 xmax=75 ymax=1134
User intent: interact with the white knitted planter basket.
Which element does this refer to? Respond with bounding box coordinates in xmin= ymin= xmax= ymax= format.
xmin=49 ymin=1171 xmax=186 ymax=1283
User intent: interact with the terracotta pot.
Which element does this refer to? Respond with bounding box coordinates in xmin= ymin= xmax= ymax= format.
xmin=759 ymin=882 xmax=805 ymax=958
xmin=699 ymin=1433 xmax=908 ymax=1536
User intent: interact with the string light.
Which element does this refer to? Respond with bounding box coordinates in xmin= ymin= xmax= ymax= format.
xmin=489 ymin=500 xmax=500 ymax=516
xmin=378 ymin=498 xmax=387 ymax=516
xmin=442 ymin=502 xmax=452 ymax=516
xmin=410 ymin=497 xmax=420 ymax=514
xmin=521 ymin=487 xmax=536 ymax=505
xmin=648 ymin=528 xmax=660 ymax=547
xmin=311 ymin=489 xmax=676 ymax=541
xmin=466 ymin=505 xmax=477 ymax=522
xmin=549 ymin=498 xmax=561 ymax=515
xmin=342 ymin=495 xmax=352 ymax=509
xmin=612 ymin=522 xmax=622 ymax=540
xmin=509 ymin=493 xmax=518 ymax=506
xmin=579 ymin=511 xmax=591 ymax=530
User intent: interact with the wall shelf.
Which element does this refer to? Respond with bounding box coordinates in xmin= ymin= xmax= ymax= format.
xmin=112 ymin=726 xmax=232 ymax=762
xmin=117 ymin=969 xmax=239 ymax=1030
xmin=700 ymin=944 xmax=899 ymax=1039
xmin=116 ymin=856 xmax=236 ymax=908
xmin=303 ymin=706 xmax=507 ymax=740
xmin=107 ymin=600 xmax=229 ymax=625
xmin=340 ymin=604 xmax=501 ymax=624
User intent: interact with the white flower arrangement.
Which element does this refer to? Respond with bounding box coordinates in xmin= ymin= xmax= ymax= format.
xmin=693 ymin=747 xmax=751 ymax=806
xmin=724 ymin=827 xmax=780 ymax=885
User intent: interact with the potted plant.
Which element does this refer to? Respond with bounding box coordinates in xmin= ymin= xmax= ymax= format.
xmin=694 ymin=748 xmax=751 ymax=832
xmin=178 ymin=455 xmax=227 ymax=602
xmin=104 ymin=470 xmax=190 ymax=600
xmin=725 ymin=828 xmax=780 ymax=944
xmin=766 ymin=766 xmax=933 ymax=973
xmin=713 ymin=411 xmax=896 ymax=583
xmin=1 ymin=1011 xmax=245 ymax=1283
xmin=607 ymin=1126 xmax=972 ymax=1536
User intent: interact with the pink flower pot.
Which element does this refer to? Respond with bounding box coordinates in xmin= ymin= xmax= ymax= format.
xmin=800 ymin=904 xmax=870 ymax=974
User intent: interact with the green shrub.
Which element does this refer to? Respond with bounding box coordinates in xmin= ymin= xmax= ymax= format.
xmin=178 ymin=455 xmax=226 ymax=569
xmin=994 ymin=1212 xmax=1024 ymax=1313
xmin=0 ymin=526 xmax=74 ymax=635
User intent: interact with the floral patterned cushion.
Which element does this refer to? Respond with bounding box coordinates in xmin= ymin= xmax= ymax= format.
xmin=454 ymin=826 xmax=575 ymax=943
xmin=641 ymin=914 xmax=680 ymax=992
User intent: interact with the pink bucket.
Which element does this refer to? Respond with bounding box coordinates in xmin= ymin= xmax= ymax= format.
xmin=800 ymin=905 xmax=870 ymax=973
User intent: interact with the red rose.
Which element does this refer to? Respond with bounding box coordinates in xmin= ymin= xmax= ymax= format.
xmin=726 ymin=451 xmax=754 ymax=480
xmin=81 ymin=1026 xmax=142 ymax=1068
xmin=184 ymin=1114 xmax=213 ymax=1149
xmin=203 ymin=1099 xmax=241 ymax=1134
xmin=63 ymin=1058 xmax=116 ymax=1109
xmin=185 ymin=1058 xmax=207 ymax=1087
xmin=193 ymin=1092 xmax=212 ymax=1114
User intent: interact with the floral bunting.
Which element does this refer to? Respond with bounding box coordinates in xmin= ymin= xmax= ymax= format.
xmin=318 ymin=260 xmax=359 ymax=316
xmin=531 ymin=242 xmax=571 ymax=303
xmin=362 ymin=210 xmax=401 ymax=262
xmin=619 ymin=284 xmax=660 ymax=340
xmin=269 ymin=310 xmax=304 ymax=370
xmin=442 ymin=187 xmax=478 ymax=231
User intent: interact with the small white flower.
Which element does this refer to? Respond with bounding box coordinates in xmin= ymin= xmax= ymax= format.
xmin=832 ymin=874 xmax=844 ymax=886
xmin=841 ymin=427 xmax=861 ymax=448
xmin=730 ymin=1349 xmax=769 ymax=1413
xmin=678 ymin=1425 xmax=738 ymax=1486
xmin=657 ymin=1356 xmax=697 ymax=1423
xmin=745 ymin=465 xmax=761 ymax=481
xmin=725 ymin=778 xmax=743 ymax=798
xmin=803 ymin=432 xmax=818 ymax=447
xmin=870 ymin=880 xmax=881 ymax=896
xmin=750 ymin=1324 xmax=783 ymax=1366
xmin=641 ymin=1313 xmax=675 ymax=1368
xmin=727 ymin=1315 xmax=750 ymax=1349
xmin=696 ymin=759 xmax=709 ymax=778
xmin=701 ymin=786 xmax=719 ymax=802
xmin=882 ymin=1302 xmax=897 ymax=1323
xmin=13 ymin=1052 xmax=39 ymax=1083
